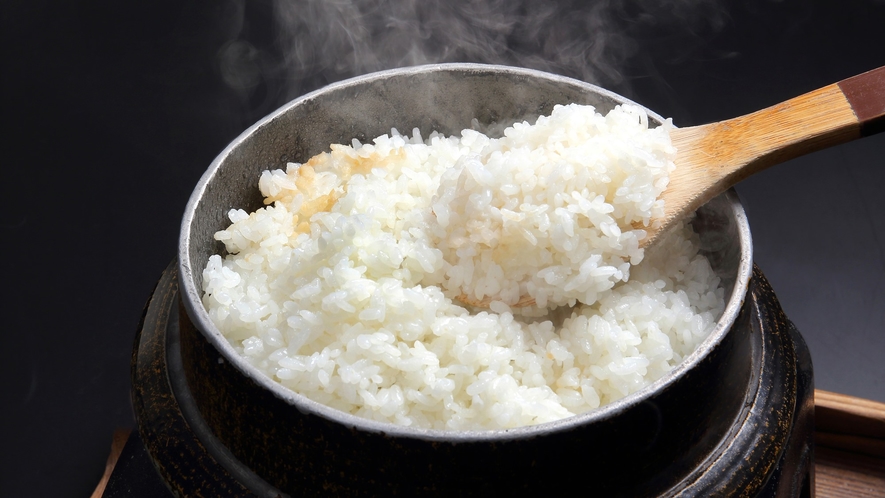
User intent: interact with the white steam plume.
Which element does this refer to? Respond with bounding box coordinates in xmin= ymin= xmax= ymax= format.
xmin=218 ymin=0 xmax=728 ymax=110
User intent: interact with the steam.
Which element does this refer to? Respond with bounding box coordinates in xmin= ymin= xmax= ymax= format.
xmin=218 ymin=0 xmax=728 ymax=115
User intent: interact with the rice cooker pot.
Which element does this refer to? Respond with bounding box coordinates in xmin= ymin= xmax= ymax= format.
xmin=158 ymin=64 xmax=813 ymax=496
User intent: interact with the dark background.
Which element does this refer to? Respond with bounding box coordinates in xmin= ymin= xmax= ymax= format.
xmin=2 ymin=0 xmax=884 ymax=495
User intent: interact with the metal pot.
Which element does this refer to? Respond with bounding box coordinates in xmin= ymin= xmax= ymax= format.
xmin=158 ymin=64 xmax=812 ymax=496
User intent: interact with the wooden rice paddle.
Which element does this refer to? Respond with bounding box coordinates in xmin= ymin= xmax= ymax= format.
xmin=457 ymin=66 xmax=885 ymax=309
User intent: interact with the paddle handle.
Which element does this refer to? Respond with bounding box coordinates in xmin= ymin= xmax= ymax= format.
xmin=680 ymin=66 xmax=885 ymax=185
xmin=645 ymin=66 xmax=885 ymax=250
xmin=739 ymin=65 xmax=885 ymax=172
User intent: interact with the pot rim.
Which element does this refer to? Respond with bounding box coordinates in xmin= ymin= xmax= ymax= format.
xmin=178 ymin=62 xmax=753 ymax=442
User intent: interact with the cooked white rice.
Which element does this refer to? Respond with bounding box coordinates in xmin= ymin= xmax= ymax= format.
xmin=202 ymin=103 xmax=725 ymax=430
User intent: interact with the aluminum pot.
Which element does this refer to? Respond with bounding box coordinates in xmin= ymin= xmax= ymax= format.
xmin=173 ymin=64 xmax=807 ymax=496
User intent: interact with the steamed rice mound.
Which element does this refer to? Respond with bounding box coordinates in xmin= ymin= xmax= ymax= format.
xmin=202 ymin=104 xmax=726 ymax=430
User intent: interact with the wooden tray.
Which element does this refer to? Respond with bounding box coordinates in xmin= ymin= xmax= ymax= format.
xmin=815 ymin=390 xmax=885 ymax=497
xmin=93 ymin=389 xmax=885 ymax=497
